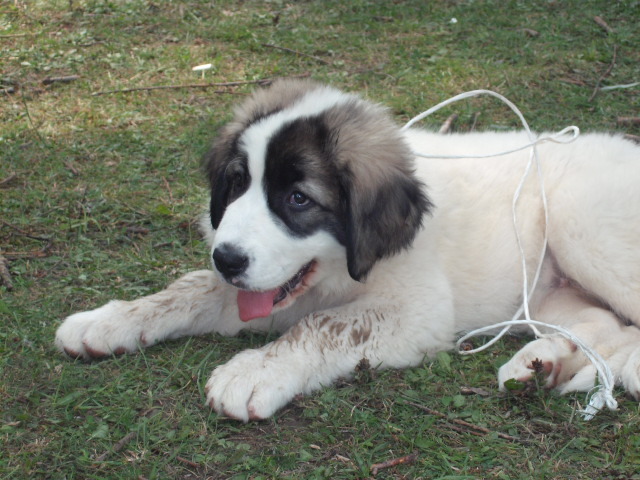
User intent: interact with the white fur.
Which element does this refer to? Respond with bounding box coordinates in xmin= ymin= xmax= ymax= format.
xmin=55 ymin=88 xmax=640 ymax=422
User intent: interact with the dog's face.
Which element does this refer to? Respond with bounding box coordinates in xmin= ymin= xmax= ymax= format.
xmin=204 ymin=80 xmax=432 ymax=321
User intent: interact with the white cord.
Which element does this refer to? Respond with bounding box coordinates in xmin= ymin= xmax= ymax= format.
xmin=404 ymin=90 xmax=617 ymax=420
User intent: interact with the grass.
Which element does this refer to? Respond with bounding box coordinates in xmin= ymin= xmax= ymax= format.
xmin=2 ymin=0 xmax=639 ymax=478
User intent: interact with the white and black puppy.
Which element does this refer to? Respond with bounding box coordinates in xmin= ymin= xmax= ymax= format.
xmin=56 ymin=80 xmax=640 ymax=422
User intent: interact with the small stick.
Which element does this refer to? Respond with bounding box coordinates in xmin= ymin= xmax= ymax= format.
xmin=446 ymin=423 xmax=485 ymax=437
xmin=0 ymin=172 xmax=17 ymax=187
xmin=126 ymin=226 xmax=150 ymax=235
xmin=438 ymin=114 xmax=458 ymax=134
xmin=617 ymin=117 xmax=640 ymax=126
xmin=589 ymin=45 xmax=617 ymax=102
xmin=0 ymin=32 xmax=41 ymax=38
xmin=64 ymin=161 xmax=80 ymax=176
xmin=2 ymin=249 xmax=51 ymax=259
xmin=94 ymin=409 xmax=159 ymax=463
xmin=94 ymin=431 xmax=136 ymax=462
xmin=1 ymin=220 xmax=50 ymax=242
xmin=560 ymin=77 xmax=587 ymax=87
xmin=460 ymin=386 xmax=491 ymax=396
xmin=370 ymin=452 xmax=418 ymax=476
xmin=593 ymin=16 xmax=613 ymax=34
xmin=261 ymin=43 xmax=332 ymax=65
xmin=42 ymin=75 xmax=80 ymax=85
xmin=403 ymin=400 xmax=525 ymax=443
xmin=0 ymin=255 xmax=13 ymax=291
xmin=91 ymin=73 xmax=311 ymax=96
xmin=176 ymin=456 xmax=200 ymax=469
xmin=93 ymin=86 xmax=237 ymax=97
xmin=162 ymin=176 xmax=174 ymax=204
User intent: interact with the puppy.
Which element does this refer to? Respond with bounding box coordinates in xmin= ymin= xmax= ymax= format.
xmin=56 ymin=80 xmax=640 ymax=421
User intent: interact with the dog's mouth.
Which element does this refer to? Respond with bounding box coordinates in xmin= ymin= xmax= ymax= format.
xmin=236 ymin=261 xmax=316 ymax=322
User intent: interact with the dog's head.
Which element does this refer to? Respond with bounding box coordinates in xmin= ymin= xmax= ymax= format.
xmin=204 ymin=80 xmax=432 ymax=321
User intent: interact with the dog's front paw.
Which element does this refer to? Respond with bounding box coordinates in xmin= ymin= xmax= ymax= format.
xmin=55 ymin=301 xmax=144 ymax=359
xmin=205 ymin=348 xmax=304 ymax=422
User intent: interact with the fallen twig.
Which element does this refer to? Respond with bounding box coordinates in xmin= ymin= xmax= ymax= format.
xmin=91 ymin=73 xmax=311 ymax=96
xmin=43 ymin=75 xmax=80 ymax=85
xmin=403 ymin=400 xmax=525 ymax=443
xmin=593 ymin=15 xmax=613 ymax=34
xmin=94 ymin=432 xmax=137 ymax=463
xmin=370 ymin=452 xmax=418 ymax=476
xmin=0 ymin=172 xmax=17 ymax=187
xmin=0 ymin=255 xmax=13 ymax=290
xmin=162 ymin=176 xmax=174 ymax=204
xmin=92 ymin=85 xmax=238 ymax=97
xmin=589 ymin=45 xmax=617 ymax=102
xmin=560 ymin=77 xmax=587 ymax=87
xmin=64 ymin=161 xmax=80 ymax=176
xmin=176 ymin=456 xmax=200 ymax=469
xmin=618 ymin=117 xmax=640 ymax=126
xmin=126 ymin=226 xmax=150 ymax=236
xmin=94 ymin=409 xmax=159 ymax=463
xmin=0 ymin=32 xmax=41 ymax=38
xmin=262 ymin=43 xmax=332 ymax=65
xmin=438 ymin=114 xmax=458 ymax=134
xmin=521 ymin=28 xmax=539 ymax=38
xmin=445 ymin=423 xmax=485 ymax=437
xmin=460 ymin=386 xmax=491 ymax=396
xmin=1 ymin=220 xmax=51 ymax=243
xmin=2 ymin=249 xmax=51 ymax=260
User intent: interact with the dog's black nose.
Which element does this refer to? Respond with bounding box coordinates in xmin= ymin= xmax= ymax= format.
xmin=213 ymin=244 xmax=249 ymax=278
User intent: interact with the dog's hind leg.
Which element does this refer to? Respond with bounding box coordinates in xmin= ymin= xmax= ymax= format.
xmin=498 ymin=282 xmax=640 ymax=398
xmin=55 ymin=270 xmax=253 ymax=359
xmin=544 ymin=138 xmax=640 ymax=328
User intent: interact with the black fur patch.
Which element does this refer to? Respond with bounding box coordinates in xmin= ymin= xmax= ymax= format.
xmin=203 ymin=81 xmax=324 ymax=229
xmin=205 ymin=134 xmax=250 ymax=229
xmin=264 ymin=117 xmax=347 ymax=243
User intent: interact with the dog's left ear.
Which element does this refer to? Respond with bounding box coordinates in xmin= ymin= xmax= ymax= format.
xmin=326 ymin=97 xmax=433 ymax=281
xmin=340 ymin=158 xmax=432 ymax=281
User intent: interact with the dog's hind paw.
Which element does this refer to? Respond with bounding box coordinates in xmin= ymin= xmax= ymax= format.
xmin=498 ymin=335 xmax=590 ymax=391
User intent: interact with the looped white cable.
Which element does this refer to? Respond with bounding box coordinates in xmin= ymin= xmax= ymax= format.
xmin=405 ymin=89 xmax=617 ymax=420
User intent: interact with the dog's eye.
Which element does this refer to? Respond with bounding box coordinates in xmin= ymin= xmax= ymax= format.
xmin=287 ymin=191 xmax=311 ymax=208
xmin=228 ymin=171 xmax=246 ymax=194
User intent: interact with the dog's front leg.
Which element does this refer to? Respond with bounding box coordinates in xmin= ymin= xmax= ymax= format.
xmin=205 ymin=299 xmax=454 ymax=422
xmin=55 ymin=270 xmax=245 ymax=359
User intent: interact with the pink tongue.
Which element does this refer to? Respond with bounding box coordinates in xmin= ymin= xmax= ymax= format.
xmin=237 ymin=289 xmax=278 ymax=322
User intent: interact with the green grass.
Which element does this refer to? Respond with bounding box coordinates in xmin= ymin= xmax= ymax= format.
xmin=2 ymin=0 xmax=639 ymax=478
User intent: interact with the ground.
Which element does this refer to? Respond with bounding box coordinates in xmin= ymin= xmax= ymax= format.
xmin=1 ymin=1 xmax=639 ymax=478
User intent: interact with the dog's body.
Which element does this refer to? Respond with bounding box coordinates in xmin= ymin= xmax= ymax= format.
xmin=56 ymin=81 xmax=640 ymax=421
